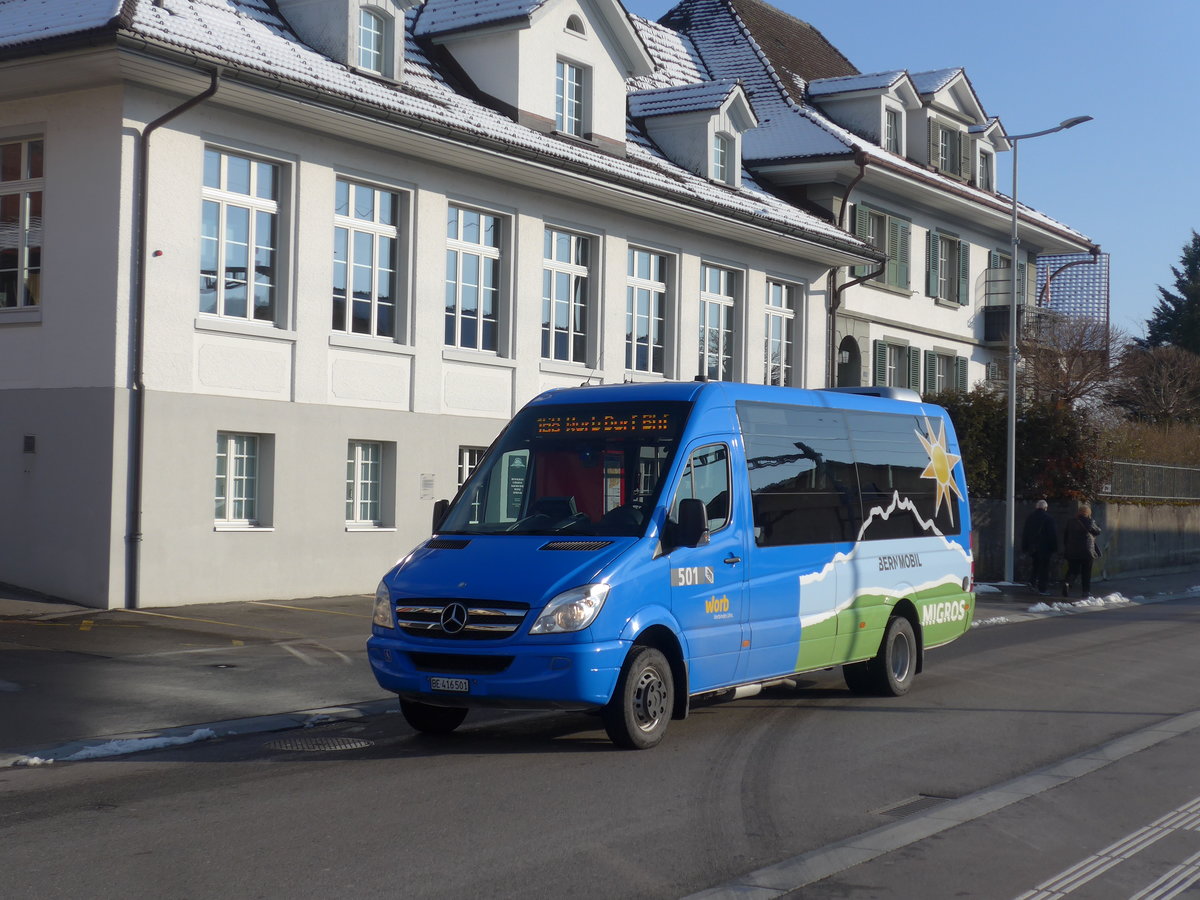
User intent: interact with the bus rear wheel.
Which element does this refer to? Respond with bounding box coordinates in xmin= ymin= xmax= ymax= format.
xmin=843 ymin=615 xmax=916 ymax=696
xmin=603 ymin=645 xmax=674 ymax=750
xmin=400 ymin=700 xmax=469 ymax=735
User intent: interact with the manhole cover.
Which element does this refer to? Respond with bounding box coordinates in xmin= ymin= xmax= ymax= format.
xmin=264 ymin=736 xmax=375 ymax=752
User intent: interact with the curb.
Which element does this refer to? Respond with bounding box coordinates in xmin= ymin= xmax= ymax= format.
xmin=0 ymin=697 xmax=397 ymax=768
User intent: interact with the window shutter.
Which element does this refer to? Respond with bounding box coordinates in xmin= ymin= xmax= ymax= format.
xmin=924 ymin=350 xmax=937 ymax=394
xmin=873 ymin=340 xmax=887 ymax=386
xmin=959 ymin=134 xmax=973 ymax=180
xmin=928 ymin=120 xmax=939 ymax=168
xmin=925 ymin=231 xmax=939 ymax=296
xmin=890 ymin=219 xmax=911 ymax=289
xmin=989 ymin=249 xmax=1003 ymax=269
xmin=1017 ymin=261 xmax=1027 ymax=304
xmin=954 ymin=356 xmax=968 ymax=392
xmin=852 ymin=203 xmax=870 ymax=278
xmin=907 ymin=346 xmax=921 ymax=390
xmin=957 ymin=239 xmax=970 ymax=305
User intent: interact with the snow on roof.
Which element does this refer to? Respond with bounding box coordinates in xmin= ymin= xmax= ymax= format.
xmin=806 ymin=70 xmax=906 ymax=97
xmin=627 ymin=78 xmax=739 ymax=118
xmin=0 ymin=0 xmax=864 ymax=252
xmin=627 ymin=14 xmax=709 ymax=90
xmin=0 ymin=0 xmax=124 ymax=49
xmin=413 ymin=0 xmax=548 ymax=38
xmin=909 ymin=67 xmax=962 ymax=95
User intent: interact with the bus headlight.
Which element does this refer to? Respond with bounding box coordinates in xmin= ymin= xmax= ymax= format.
xmin=372 ymin=580 xmax=395 ymax=629
xmin=530 ymin=584 xmax=610 ymax=634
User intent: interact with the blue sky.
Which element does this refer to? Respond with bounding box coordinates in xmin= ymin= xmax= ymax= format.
xmin=623 ymin=0 xmax=1200 ymax=337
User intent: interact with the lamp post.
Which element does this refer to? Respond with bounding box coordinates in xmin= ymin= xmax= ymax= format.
xmin=1003 ymin=115 xmax=1092 ymax=584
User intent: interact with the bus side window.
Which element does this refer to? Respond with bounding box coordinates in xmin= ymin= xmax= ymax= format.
xmin=672 ymin=444 xmax=730 ymax=532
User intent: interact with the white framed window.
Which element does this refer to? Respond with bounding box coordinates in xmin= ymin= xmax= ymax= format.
xmin=333 ymin=179 xmax=400 ymax=338
xmin=852 ymin=203 xmax=911 ymax=290
xmin=565 ymin=14 xmax=585 ymax=35
xmin=200 ymin=148 xmax=281 ymax=322
xmin=978 ymin=149 xmax=994 ymax=191
xmin=0 ymin=137 xmax=42 ymax=311
xmin=556 ymin=59 xmax=586 ymax=136
xmin=542 ymin=227 xmax=590 ymax=363
xmin=873 ymin=340 xmax=919 ymax=389
xmin=924 ymin=350 xmax=968 ymax=394
xmin=929 ymin=120 xmax=969 ymax=179
xmin=445 ymin=205 xmax=503 ymax=352
xmin=626 ymin=247 xmax=667 ymax=375
xmin=357 ymin=9 xmax=386 ymax=73
xmin=699 ymin=264 xmax=736 ymax=381
xmin=884 ymin=108 xmax=902 ymax=154
xmin=346 ymin=440 xmax=383 ymax=525
xmin=764 ymin=280 xmax=796 ymax=386
xmin=926 ymin=230 xmax=970 ymax=306
xmin=215 ymin=432 xmax=260 ymax=525
xmin=712 ymin=133 xmax=733 ymax=183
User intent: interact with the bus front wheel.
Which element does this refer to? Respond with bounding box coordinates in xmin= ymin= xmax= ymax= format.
xmin=603 ymin=645 xmax=674 ymax=750
xmin=843 ymin=615 xmax=916 ymax=697
xmin=400 ymin=699 xmax=469 ymax=735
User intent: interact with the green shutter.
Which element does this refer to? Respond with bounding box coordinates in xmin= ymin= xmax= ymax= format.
xmin=959 ymin=134 xmax=973 ymax=180
xmin=954 ymin=356 xmax=968 ymax=392
xmin=989 ymin=249 xmax=1003 ymax=269
xmin=928 ymin=121 xmax=939 ymax=169
xmin=873 ymin=340 xmax=887 ymax=386
xmin=889 ymin=219 xmax=911 ymax=289
xmin=1017 ymin=261 xmax=1027 ymax=304
xmin=957 ymin=239 xmax=970 ymax=305
xmin=907 ymin=346 xmax=921 ymax=390
xmin=924 ymin=350 xmax=937 ymax=394
xmin=925 ymin=231 xmax=939 ymax=296
xmin=852 ymin=203 xmax=870 ymax=278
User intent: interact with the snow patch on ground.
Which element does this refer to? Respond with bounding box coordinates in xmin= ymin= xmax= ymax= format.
xmin=15 ymin=728 xmax=218 ymax=766
xmin=1029 ymin=593 xmax=1132 ymax=614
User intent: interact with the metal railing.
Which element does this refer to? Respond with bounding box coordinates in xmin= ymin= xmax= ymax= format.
xmin=1103 ymin=460 xmax=1200 ymax=501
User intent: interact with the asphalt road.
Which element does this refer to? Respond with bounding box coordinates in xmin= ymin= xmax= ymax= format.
xmin=2 ymin=596 xmax=1199 ymax=899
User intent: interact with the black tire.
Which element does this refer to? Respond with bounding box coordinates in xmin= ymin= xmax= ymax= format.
xmin=400 ymin=699 xmax=469 ymax=735
xmin=844 ymin=616 xmax=917 ymax=696
xmin=602 ymin=646 xmax=674 ymax=750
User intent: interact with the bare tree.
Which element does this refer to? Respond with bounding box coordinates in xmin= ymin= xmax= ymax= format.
xmin=1107 ymin=344 xmax=1200 ymax=423
xmin=1018 ymin=313 xmax=1126 ymax=408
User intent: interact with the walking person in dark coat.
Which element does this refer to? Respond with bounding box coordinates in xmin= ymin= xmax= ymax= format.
xmin=1021 ymin=499 xmax=1058 ymax=594
xmin=1062 ymin=503 xmax=1102 ymax=598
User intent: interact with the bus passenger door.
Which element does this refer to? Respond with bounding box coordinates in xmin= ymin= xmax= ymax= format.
xmin=667 ymin=442 xmax=746 ymax=692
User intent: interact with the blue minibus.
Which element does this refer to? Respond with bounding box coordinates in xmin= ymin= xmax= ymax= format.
xmin=368 ymin=381 xmax=974 ymax=748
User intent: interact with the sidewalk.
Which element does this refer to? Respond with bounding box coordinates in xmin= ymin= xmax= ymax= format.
xmin=2 ymin=569 xmax=1197 ymax=766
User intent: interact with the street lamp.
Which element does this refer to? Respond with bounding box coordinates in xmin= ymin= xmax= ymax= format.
xmin=1003 ymin=115 xmax=1092 ymax=584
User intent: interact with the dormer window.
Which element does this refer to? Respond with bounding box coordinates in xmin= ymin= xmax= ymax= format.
xmin=885 ymin=108 xmax=902 ymax=154
xmin=930 ymin=119 xmax=970 ymax=179
xmin=712 ymin=133 xmax=733 ymax=183
xmin=556 ymin=59 xmax=587 ymax=137
xmin=357 ymin=8 xmax=391 ymax=76
xmin=978 ymin=148 xmax=994 ymax=191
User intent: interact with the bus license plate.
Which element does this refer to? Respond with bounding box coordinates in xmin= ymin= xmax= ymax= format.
xmin=430 ymin=676 xmax=470 ymax=693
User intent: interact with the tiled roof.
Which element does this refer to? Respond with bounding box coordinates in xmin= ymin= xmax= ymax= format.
xmin=627 ymin=78 xmax=739 ymax=118
xmin=807 ymin=71 xmax=907 ymax=98
xmin=910 ymin=67 xmax=962 ymax=95
xmin=414 ymin=0 xmax=548 ymax=38
xmin=0 ymin=0 xmax=125 ymax=48
xmin=0 ymin=0 xmax=867 ymax=253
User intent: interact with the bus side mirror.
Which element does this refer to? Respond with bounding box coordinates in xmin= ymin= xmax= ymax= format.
xmin=675 ymin=498 xmax=710 ymax=549
xmin=432 ymin=498 xmax=449 ymax=533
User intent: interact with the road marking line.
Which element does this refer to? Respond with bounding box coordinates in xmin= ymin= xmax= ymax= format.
xmin=1131 ymin=848 xmax=1200 ymax=900
xmin=79 ymin=620 xmax=93 ymax=631
xmin=123 ymin=609 xmax=307 ymax=636
xmin=1018 ymin=796 xmax=1200 ymax=899
xmin=280 ymin=642 xmax=321 ymax=666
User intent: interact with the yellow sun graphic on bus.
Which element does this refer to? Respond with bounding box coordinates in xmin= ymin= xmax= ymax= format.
xmin=916 ymin=417 xmax=963 ymax=523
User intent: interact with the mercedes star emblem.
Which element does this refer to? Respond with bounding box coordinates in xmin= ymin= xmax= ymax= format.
xmin=440 ymin=602 xmax=469 ymax=634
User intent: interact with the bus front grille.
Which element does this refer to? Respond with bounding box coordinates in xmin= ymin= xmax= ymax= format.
xmin=395 ymin=600 xmax=528 ymax=640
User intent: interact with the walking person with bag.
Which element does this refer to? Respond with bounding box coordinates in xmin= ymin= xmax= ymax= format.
xmin=1021 ymin=499 xmax=1058 ymax=595
xmin=1062 ymin=503 xmax=1102 ymax=598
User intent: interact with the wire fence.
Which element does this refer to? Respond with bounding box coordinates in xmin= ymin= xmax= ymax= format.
xmin=1103 ymin=460 xmax=1200 ymax=501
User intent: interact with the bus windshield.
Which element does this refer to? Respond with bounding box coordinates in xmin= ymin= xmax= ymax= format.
xmin=440 ymin=401 xmax=690 ymax=537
